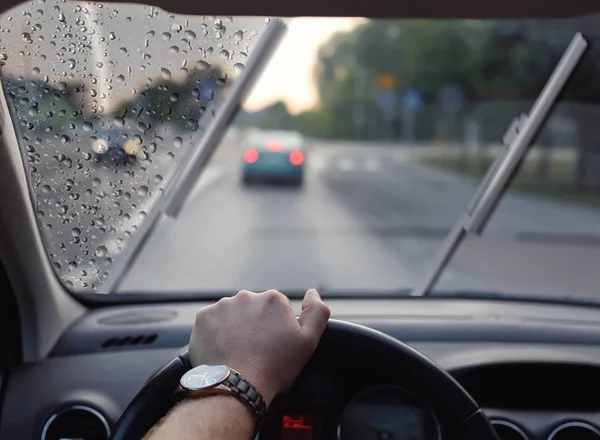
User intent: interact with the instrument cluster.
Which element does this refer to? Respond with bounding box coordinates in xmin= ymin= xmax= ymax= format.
xmin=261 ymin=372 xmax=441 ymax=440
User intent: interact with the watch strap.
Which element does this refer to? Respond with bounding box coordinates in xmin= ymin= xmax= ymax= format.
xmin=175 ymin=367 xmax=267 ymax=438
xmin=222 ymin=369 xmax=267 ymax=424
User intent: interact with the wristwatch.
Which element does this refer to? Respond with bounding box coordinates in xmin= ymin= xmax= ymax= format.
xmin=175 ymin=364 xmax=267 ymax=437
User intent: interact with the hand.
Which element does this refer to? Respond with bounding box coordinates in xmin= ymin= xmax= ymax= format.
xmin=188 ymin=289 xmax=331 ymax=405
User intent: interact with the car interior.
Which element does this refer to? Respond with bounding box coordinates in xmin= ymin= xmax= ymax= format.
xmin=3 ymin=0 xmax=600 ymax=439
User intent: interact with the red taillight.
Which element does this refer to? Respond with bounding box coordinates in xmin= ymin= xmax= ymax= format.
xmin=289 ymin=150 xmax=304 ymax=166
xmin=244 ymin=148 xmax=259 ymax=163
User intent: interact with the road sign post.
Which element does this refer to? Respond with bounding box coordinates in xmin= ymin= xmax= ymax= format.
xmin=401 ymin=88 xmax=423 ymax=142
xmin=438 ymin=84 xmax=465 ymax=143
xmin=377 ymin=91 xmax=396 ymax=122
xmin=376 ymin=73 xmax=396 ymax=138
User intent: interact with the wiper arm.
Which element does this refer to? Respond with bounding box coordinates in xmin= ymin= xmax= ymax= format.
xmin=411 ymin=32 xmax=588 ymax=297
xmin=98 ymin=19 xmax=287 ymax=294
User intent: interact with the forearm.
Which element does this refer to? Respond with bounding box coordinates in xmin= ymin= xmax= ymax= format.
xmin=144 ymin=395 xmax=254 ymax=440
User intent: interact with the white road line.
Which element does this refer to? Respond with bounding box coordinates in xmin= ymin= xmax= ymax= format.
xmin=339 ymin=158 xmax=355 ymax=171
xmin=190 ymin=166 xmax=223 ymax=199
xmin=365 ymin=158 xmax=380 ymax=171
xmin=310 ymin=156 xmax=327 ymax=173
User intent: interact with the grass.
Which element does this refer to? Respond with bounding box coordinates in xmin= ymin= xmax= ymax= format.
xmin=419 ymin=152 xmax=600 ymax=208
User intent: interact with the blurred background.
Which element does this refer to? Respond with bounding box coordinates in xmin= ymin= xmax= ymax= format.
xmin=241 ymin=17 xmax=600 ymax=198
xmin=4 ymin=5 xmax=600 ymax=298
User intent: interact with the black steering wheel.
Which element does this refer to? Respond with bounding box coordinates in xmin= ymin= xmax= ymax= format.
xmin=111 ymin=320 xmax=500 ymax=440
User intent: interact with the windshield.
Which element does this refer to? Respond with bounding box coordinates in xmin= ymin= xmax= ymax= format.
xmin=3 ymin=2 xmax=600 ymax=301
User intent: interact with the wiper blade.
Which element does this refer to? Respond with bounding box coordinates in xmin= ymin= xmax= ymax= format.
xmin=98 ymin=19 xmax=287 ymax=294
xmin=411 ymin=33 xmax=588 ymax=297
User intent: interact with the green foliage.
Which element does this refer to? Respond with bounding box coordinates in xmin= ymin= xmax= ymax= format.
xmin=295 ymin=17 xmax=600 ymax=141
xmin=2 ymin=77 xmax=82 ymax=134
xmin=294 ymin=108 xmax=331 ymax=137
xmin=235 ymin=100 xmax=296 ymax=131
xmin=111 ymin=65 xmax=227 ymax=132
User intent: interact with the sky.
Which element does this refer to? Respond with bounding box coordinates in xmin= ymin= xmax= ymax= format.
xmin=244 ymin=18 xmax=363 ymax=114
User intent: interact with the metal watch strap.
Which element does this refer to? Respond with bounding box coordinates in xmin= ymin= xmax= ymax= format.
xmin=174 ymin=367 xmax=267 ymax=438
xmin=223 ymin=369 xmax=267 ymax=432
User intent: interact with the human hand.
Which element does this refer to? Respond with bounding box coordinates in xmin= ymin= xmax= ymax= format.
xmin=188 ymin=289 xmax=331 ymax=405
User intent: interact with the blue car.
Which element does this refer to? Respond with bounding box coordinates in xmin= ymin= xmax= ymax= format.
xmin=242 ymin=130 xmax=305 ymax=186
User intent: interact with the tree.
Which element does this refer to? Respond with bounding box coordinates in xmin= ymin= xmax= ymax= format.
xmin=297 ymin=15 xmax=600 ymax=166
xmin=2 ymin=76 xmax=82 ymax=135
xmin=111 ymin=65 xmax=228 ymax=132
xmin=300 ymin=20 xmax=491 ymax=141
xmin=236 ymin=101 xmax=296 ymax=131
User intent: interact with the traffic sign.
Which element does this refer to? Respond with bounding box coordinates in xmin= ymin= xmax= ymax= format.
xmin=377 ymin=73 xmax=395 ymax=90
xmin=402 ymin=88 xmax=422 ymax=111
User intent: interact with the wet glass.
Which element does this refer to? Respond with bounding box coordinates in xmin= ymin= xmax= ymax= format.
xmin=3 ymin=3 xmax=600 ymax=301
xmin=0 ymin=0 xmax=270 ymax=292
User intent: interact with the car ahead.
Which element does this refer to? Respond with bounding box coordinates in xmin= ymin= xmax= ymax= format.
xmin=90 ymin=127 xmax=142 ymax=159
xmin=241 ymin=130 xmax=305 ymax=186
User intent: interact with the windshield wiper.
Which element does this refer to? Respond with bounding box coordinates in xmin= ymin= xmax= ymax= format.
xmin=411 ymin=33 xmax=589 ymax=297
xmin=97 ymin=19 xmax=287 ymax=294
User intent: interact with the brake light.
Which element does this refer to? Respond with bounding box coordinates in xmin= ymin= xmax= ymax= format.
xmin=289 ymin=150 xmax=304 ymax=166
xmin=266 ymin=139 xmax=283 ymax=152
xmin=244 ymin=148 xmax=259 ymax=163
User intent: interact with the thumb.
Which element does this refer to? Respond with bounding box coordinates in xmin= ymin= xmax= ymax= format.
xmin=298 ymin=289 xmax=331 ymax=344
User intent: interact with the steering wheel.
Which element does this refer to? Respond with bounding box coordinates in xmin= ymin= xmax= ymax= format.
xmin=111 ymin=320 xmax=500 ymax=440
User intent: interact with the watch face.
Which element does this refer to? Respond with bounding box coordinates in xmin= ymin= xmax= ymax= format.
xmin=180 ymin=364 xmax=230 ymax=391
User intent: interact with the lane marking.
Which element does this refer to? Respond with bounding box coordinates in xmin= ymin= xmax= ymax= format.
xmin=365 ymin=158 xmax=380 ymax=171
xmin=310 ymin=155 xmax=327 ymax=173
xmin=394 ymin=151 xmax=410 ymax=162
xmin=339 ymin=158 xmax=355 ymax=171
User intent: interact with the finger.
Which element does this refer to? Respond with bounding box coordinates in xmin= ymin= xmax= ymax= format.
xmin=262 ymin=290 xmax=294 ymax=315
xmin=235 ymin=290 xmax=260 ymax=302
xmin=275 ymin=290 xmax=294 ymax=310
xmin=298 ymin=289 xmax=331 ymax=343
xmin=237 ymin=290 xmax=256 ymax=296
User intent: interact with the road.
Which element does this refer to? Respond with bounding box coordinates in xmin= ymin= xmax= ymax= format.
xmin=121 ymin=139 xmax=600 ymax=300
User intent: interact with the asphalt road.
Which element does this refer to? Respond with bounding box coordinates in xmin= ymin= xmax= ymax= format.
xmin=121 ymin=139 xmax=600 ymax=300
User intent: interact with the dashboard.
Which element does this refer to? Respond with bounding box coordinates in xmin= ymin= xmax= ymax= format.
xmin=4 ymin=298 xmax=600 ymax=440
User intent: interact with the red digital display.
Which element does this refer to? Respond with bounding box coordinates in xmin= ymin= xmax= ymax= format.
xmin=281 ymin=414 xmax=314 ymax=440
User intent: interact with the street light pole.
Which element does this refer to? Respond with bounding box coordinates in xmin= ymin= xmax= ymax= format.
xmin=353 ymin=62 xmax=367 ymax=139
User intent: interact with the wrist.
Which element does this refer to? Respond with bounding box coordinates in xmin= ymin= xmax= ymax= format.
xmin=179 ymin=394 xmax=254 ymax=418
xmin=178 ymin=364 xmax=269 ymax=436
xmin=170 ymin=396 xmax=254 ymax=437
